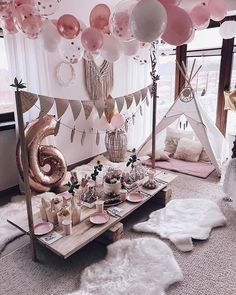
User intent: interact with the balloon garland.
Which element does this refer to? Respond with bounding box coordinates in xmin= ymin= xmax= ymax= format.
xmin=0 ymin=0 xmax=230 ymax=64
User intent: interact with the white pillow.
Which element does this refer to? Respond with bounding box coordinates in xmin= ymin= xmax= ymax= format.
xmin=148 ymin=149 xmax=170 ymax=161
xmin=174 ymin=137 xmax=203 ymax=162
xmin=164 ymin=127 xmax=194 ymax=154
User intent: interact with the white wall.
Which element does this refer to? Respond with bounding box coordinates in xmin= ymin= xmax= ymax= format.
xmin=0 ymin=129 xmax=18 ymax=190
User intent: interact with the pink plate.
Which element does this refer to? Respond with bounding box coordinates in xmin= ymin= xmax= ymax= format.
xmin=90 ymin=212 xmax=110 ymax=225
xmin=34 ymin=222 xmax=54 ymax=236
xmin=126 ymin=192 xmax=144 ymax=203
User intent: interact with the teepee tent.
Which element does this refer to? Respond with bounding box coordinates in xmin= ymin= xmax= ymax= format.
xmin=138 ymin=60 xmax=226 ymax=176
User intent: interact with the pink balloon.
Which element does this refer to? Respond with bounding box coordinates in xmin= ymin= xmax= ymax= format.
xmin=14 ymin=4 xmax=43 ymax=39
xmin=90 ymin=4 xmax=111 ymax=34
xmin=0 ymin=1 xmax=13 ymax=19
xmin=111 ymin=113 xmax=126 ymax=129
xmin=208 ymin=0 xmax=227 ymax=22
xmin=36 ymin=0 xmax=59 ymax=16
xmin=161 ymin=6 xmax=194 ymax=46
xmin=189 ymin=2 xmax=210 ymax=30
xmin=14 ymin=0 xmax=34 ymax=7
xmin=1 ymin=16 xmax=18 ymax=33
xmin=159 ymin=0 xmax=180 ymax=7
xmin=81 ymin=27 xmax=104 ymax=52
xmin=57 ymin=14 xmax=80 ymax=39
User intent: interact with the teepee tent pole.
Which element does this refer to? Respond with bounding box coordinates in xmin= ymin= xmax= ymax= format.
xmin=189 ymin=59 xmax=196 ymax=81
xmin=190 ymin=65 xmax=202 ymax=82
xmin=15 ymin=86 xmax=37 ymax=262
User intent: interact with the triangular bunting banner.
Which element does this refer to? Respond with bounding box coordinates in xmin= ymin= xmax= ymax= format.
xmin=20 ymin=91 xmax=38 ymax=113
xmin=38 ymin=95 xmax=54 ymax=117
xmin=55 ymin=98 xmax=69 ymax=119
xmin=115 ymin=96 xmax=125 ymax=113
xmin=133 ymin=91 xmax=141 ymax=106
xmin=141 ymin=87 xmax=148 ymax=100
xmin=125 ymin=95 xmax=133 ymax=109
xmin=69 ymin=100 xmax=82 ymax=121
xmin=94 ymin=100 xmax=105 ymax=118
xmin=81 ymin=101 xmax=94 ymax=120
xmin=104 ymin=98 xmax=115 ymax=123
xmin=54 ymin=119 xmax=61 ymax=136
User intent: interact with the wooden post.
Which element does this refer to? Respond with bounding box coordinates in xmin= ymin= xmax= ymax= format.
xmin=150 ymin=41 xmax=159 ymax=169
xmin=15 ymin=89 xmax=37 ymax=261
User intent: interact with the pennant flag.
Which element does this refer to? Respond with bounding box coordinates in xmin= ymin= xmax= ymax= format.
xmin=125 ymin=119 xmax=129 ymax=132
xmin=94 ymin=100 xmax=105 ymax=118
xmin=81 ymin=101 xmax=93 ymax=120
xmin=115 ymin=96 xmax=125 ymax=113
xmin=132 ymin=114 xmax=135 ymax=125
xmin=20 ymin=91 xmax=38 ymax=113
xmin=54 ymin=119 xmax=61 ymax=136
xmin=69 ymin=100 xmax=82 ymax=121
xmin=38 ymin=95 xmax=54 ymax=117
xmin=133 ymin=91 xmax=141 ymax=106
xmin=141 ymin=87 xmax=148 ymax=100
xmin=96 ymin=130 xmax=100 ymax=146
xmin=70 ymin=127 xmax=76 ymax=143
xmin=125 ymin=95 xmax=133 ymax=109
xmin=104 ymin=98 xmax=115 ymax=123
xmin=55 ymin=98 xmax=69 ymax=119
xmin=140 ymin=105 xmax=143 ymax=116
xmin=81 ymin=130 xmax=86 ymax=145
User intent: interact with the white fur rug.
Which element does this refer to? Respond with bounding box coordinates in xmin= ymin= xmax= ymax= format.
xmin=133 ymin=199 xmax=227 ymax=252
xmin=69 ymin=237 xmax=183 ymax=295
xmin=0 ymin=192 xmax=55 ymax=253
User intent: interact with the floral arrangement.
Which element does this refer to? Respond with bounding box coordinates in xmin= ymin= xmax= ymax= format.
xmin=91 ymin=161 xmax=103 ymax=182
xmin=65 ymin=172 xmax=80 ymax=196
xmin=104 ymin=168 xmax=121 ymax=184
xmin=126 ymin=148 xmax=138 ymax=168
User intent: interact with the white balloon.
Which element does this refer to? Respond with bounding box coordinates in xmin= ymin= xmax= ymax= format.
xmin=101 ymin=34 xmax=121 ymax=62
xmin=133 ymin=46 xmax=150 ymax=65
xmin=39 ymin=20 xmax=61 ymax=52
xmin=219 ymin=21 xmax=236 ymax=39
xmin=83 ymin=50 xmax=101 ymax=61
xmin=131 ymin=0 xmax=167 ymax=42
xmin=59 ymin=37 xmax=84 ymax=64
xmin=121 ymin=39 xmax=139 ymax=56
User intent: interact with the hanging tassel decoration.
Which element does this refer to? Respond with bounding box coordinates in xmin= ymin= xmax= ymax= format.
xmin=132 ymin=114 xmax=135 ymax=125
xmin=125 ymin=119 xmax=129 ymax=132
xmin=140 ymin=105 xmax=143 ymax=116
xmin=146 ymin=96 xmax=149 ymax=106
xmin=81 ymin=130 xmax=86 ymax=146
xmin=70 ymin=127 xmax=76 ymax=143
xmin=96 ymin=130 xmax=100 ymax=146
xmin=54 ymin=119 xmax=61 ymax=136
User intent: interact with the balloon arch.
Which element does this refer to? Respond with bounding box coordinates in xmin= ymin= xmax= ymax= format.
xmin=0 ymin=0 xmax=232 ymax=64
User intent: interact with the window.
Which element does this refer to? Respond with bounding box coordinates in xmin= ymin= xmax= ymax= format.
xmin=0 ymin=33 xmax=14 ymax=115
xmin=186 ymin=28 xmax=223 ymax=125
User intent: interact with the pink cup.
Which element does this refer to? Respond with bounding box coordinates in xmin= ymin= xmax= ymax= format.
xmin=62 ymin=219 xmax=72 ymax=236
xmin=120 ymin=189 xmax=127 ymax=201
xmin=95 ymin=200 xmax=104 ymax=213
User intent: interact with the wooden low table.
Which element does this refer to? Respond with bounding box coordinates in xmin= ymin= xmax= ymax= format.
xmin=8 ymin=171 xmax=177 ymax=259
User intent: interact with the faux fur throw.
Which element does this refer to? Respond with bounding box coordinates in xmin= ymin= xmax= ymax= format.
xmin=0 ymin=192 xmax=55 ymax=253
xmin=133 ymin=199 xmax=226 ymax=252
xmin=69 ymin=237 xmax=183 ymax=295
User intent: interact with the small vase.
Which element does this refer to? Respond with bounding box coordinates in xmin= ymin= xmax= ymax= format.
xmin=71 ymin=197 xmax=81 ymax=226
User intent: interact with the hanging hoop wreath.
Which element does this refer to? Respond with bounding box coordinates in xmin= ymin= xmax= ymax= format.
xmin=55 ymin=61 xmax=76 ymax=87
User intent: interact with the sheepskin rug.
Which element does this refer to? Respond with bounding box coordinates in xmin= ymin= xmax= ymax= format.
xmin=133 ymin=199 xmax=227 ymax=252
xmin=0 ymin=192 xmax=55 ymax=253
xmin=69 ymin=237 xmax=183 ymax=295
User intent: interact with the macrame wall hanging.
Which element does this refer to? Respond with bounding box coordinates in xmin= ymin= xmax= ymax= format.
xmin=84 ymin=59 xmax=114 ymax=100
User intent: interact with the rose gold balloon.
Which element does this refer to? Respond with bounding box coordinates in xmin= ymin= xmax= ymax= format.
xmin=0 ymin=0 xmax=13 ymax=20
xmin=57 ymin=14 xmax=80 ymax=39
xmin=81 ymin=27 xmax=104 ymax=52
xmin=16 ymin=115 xmax=67 ymax=193
xmin=90 ymin=4 xmax=111 ymax=34
xmin=1 ymin=16 xmax=18 ymax=33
